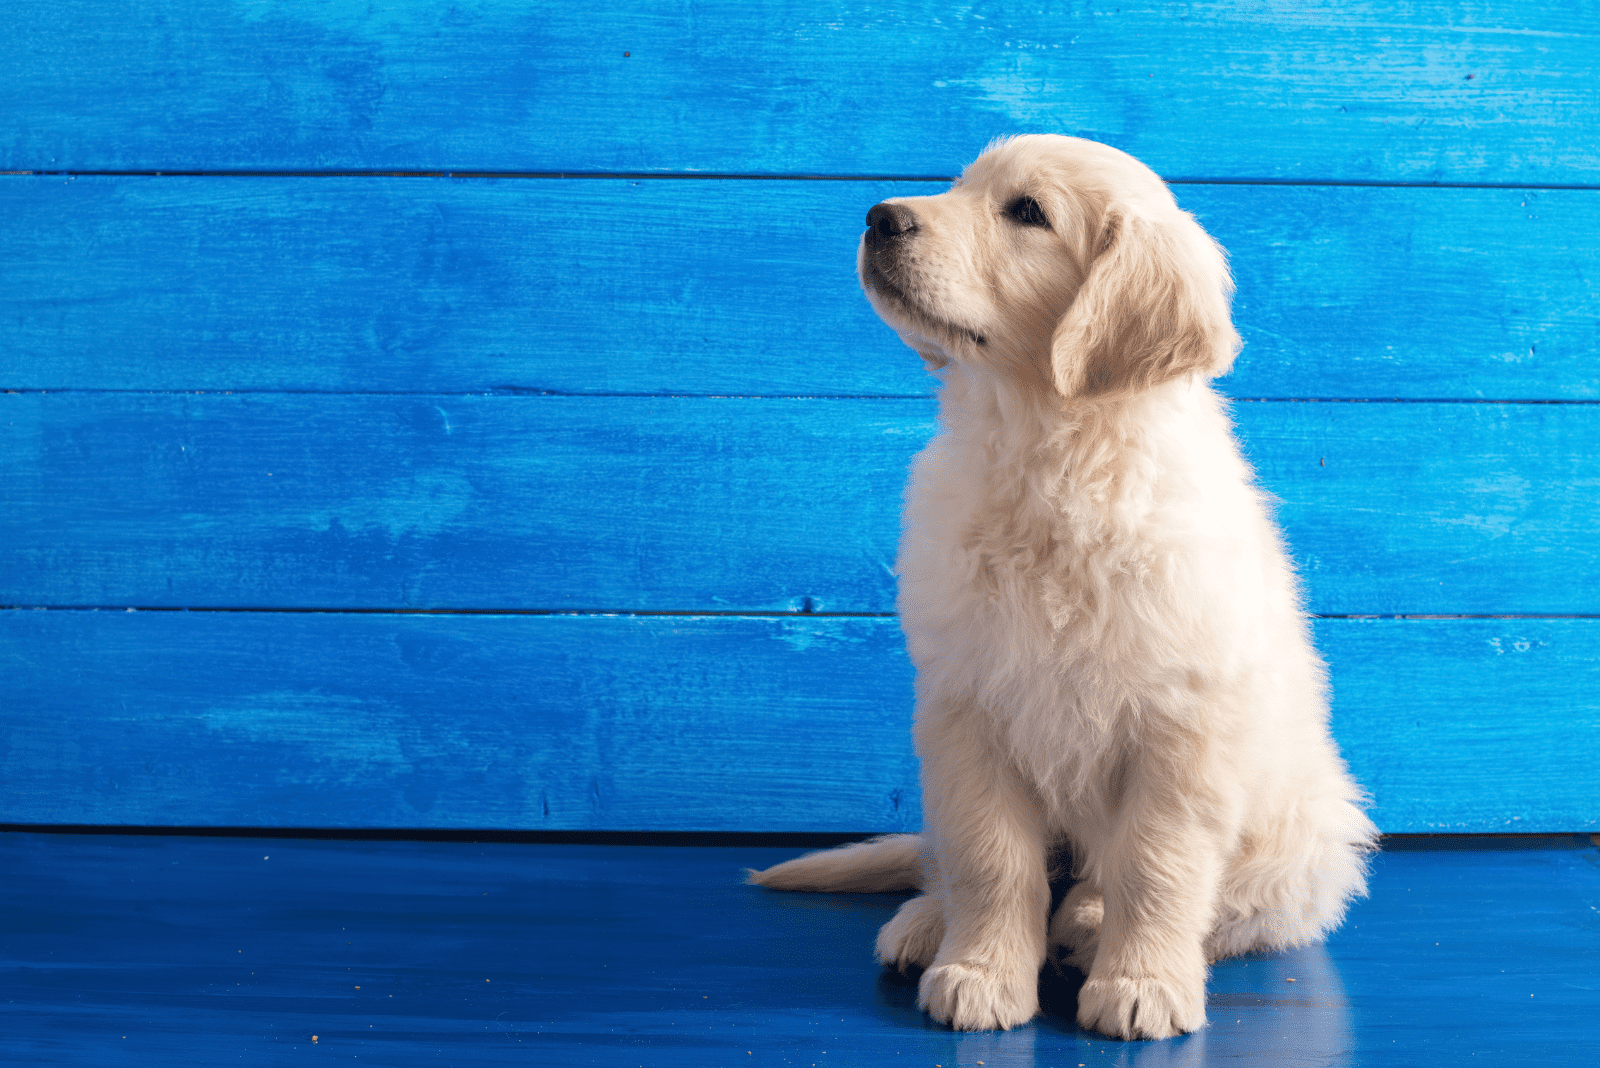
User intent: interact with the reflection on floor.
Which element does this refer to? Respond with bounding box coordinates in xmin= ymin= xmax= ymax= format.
xmin=3 ymin=832 xmax=1596 ymax=1066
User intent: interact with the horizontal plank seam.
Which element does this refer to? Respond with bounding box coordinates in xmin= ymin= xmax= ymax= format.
xmin=0 ymin=824 xmax=886 ymax=847
xmin=0 ymin=605 xmax=897 ymax=618
xmin=0 ymin=824 xmax=1590 ymax=848
xmin=1233 ymin=398 xmax=1600 ymax=406
xmin=9 ymin=170 xmax=1600 ymax=192
xmin=1320 ymin=614 xmax=1600 ymax=620
xmin=0 ymin=389 xmax=938 ymax=400
xmin=4 ymin=389 xmax=1598 ymax=406
xmin=4 ymin=606 xmax=1598 ymax=620
xmin=8 ymin=170 xmax=952 ymax=182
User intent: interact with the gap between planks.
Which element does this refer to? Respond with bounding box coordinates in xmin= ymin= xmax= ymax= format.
xmin=4 ymin=389 xmax=1600 ymax=405
xmin=9 ymin=170 xmax=1600 ymax=192
xmin=4 ymin=606 xmax=1599 ymax=620
xmin=1 ymin=825 xmax=1592 ymax=848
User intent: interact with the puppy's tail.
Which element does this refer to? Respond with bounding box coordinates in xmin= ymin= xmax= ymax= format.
xmin=745 ymin=833 xmax=923 ymax=893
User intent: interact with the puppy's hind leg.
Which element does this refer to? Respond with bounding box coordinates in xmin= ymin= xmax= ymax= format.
xmin=876 ymin=893 xmax=945 ymax=973
xmin=1048 ymin=881 xmax=1104 ymax=974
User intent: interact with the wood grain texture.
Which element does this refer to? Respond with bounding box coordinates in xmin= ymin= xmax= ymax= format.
xmin=1185 ymin=184 xmax=1600 ymax=401
xmin=1239 ymin=400 xmax=1600 ymax=616
xmin=0 ymin=393 xmax=926 ymax=613
xmin=4 ymin=833 xmax=1599 ymax=1065
xmin=1324 ymin=618 xmax=1600 ymax=833
xmin=0 ymin=611 xmax=922 ymax=832
xmin=4 ymin=393 xmax=1597 ymax=615
xmin=3 ymin=176 xmax=1597 ymax=400
xmin=5 ymin=2 xmax=1599 ymax=182
xmin=5 ymin=0 xmax=1595 ymax=847
xmin=1 ymin=612 xmax=1595 ymax=832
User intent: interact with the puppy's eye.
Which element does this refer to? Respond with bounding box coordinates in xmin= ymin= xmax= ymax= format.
xmin=1005 ymin=197 xmax=1050 ymax=228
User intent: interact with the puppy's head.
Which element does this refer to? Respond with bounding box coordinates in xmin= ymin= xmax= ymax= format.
xmin=858 ymin=135 xmax=1239 ymax=398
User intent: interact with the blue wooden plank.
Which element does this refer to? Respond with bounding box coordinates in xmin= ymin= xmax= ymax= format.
xmin=1239 ymin=400 xmax=1600 ymax=616
xmin=0 ymin=611 xmax=923 ymax=832
xmin=3 ymin=394 xmax=1597 ymax=615
xmin=1186 ymin=185 xmax=1600 ymax=402
xmin=0 ymin=174 xmax=927 ymax=398
xmin=2 ymin=833 xmax=1597 ymax=1064
xmin=1323 ymin=619 xmax=1600 ymax=833
xmin=3 ymin=176 xmax=1597 ymax=400
xmin=2 ymin=612 xmax=1595 ymax=832
xmin=4 ymin=2 xmax=1599 ymax=183
xmin=0 ymin=393 xmax=924 ymax=613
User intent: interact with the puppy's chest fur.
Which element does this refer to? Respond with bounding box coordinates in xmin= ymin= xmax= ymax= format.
xmin=895 ymin=372 xmax=1280 ymax=794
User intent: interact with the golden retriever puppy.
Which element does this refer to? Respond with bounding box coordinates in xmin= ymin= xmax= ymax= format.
xmin=749 ymin=135 xmax=1377 ymax=1040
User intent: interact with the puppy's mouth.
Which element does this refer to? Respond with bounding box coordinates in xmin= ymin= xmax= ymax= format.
xmin=861 ymin=261 xmax=987 ymax=348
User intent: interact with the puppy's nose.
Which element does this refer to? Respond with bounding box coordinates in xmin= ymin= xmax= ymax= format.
xmin=865 ymin=202 xmax=918 ymax=245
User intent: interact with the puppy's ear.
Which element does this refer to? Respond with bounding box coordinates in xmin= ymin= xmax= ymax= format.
xmin=1049 ymin=206 xmax=1240 ymax=398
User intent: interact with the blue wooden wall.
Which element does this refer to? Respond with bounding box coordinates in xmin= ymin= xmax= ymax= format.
xmin=2 ymin=1 xmax=1597 ymax=834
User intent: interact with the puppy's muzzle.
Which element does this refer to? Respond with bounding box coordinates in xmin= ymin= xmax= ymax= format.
xmin=862 ymin=201 xmax=918 ymax=288
xmin=865 ymin=202 xmax=918 ymax=249
xmin=861 ymin=200 xmax=984 ymax=352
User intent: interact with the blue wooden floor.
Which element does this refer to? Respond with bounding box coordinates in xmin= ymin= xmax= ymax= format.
xmin=4 ymin=833 xmax=1597 ymax=1066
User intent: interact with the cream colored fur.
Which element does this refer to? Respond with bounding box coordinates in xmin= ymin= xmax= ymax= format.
xmin=748 ymin=135 xmax=1377 ymax=1040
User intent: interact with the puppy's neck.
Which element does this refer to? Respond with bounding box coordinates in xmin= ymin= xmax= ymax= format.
xmin=935 ymin=363 xmax=1199 ymax=445
xmin=932 ymin=367 xmax=1221 ymax=520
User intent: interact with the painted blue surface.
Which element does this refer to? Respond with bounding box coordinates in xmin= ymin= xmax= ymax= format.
xmin=4 ymin=2 xmax=1599 ymax=182
xmin=2 ymin=176 xmax=1595 ymax=400
xmin=3 ymin=394 xmax=1597 ymax=615
xmin=5 ymin=4 xmax=1599 ymax=1052
xmin=3 ymin=0 xmax=1596 ymax=838
xmin=3 ymin=833 xmax=1597 ymax=1065
xmin=1 ymin=613 xmax=1594 ymax=833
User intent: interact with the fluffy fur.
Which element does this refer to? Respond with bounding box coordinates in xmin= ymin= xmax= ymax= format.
xmin=748 ymin=135 xmax=1377 ymax=1039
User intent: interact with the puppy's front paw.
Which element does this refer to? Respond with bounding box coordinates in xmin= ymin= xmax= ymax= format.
xmin=918 ymin=961 xmax=1039 ymax=1031
xmin=1076 ymin=974 xmax=1206 ymax=1040
xmin=876 ymin=893 xmax=944 ymax=973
